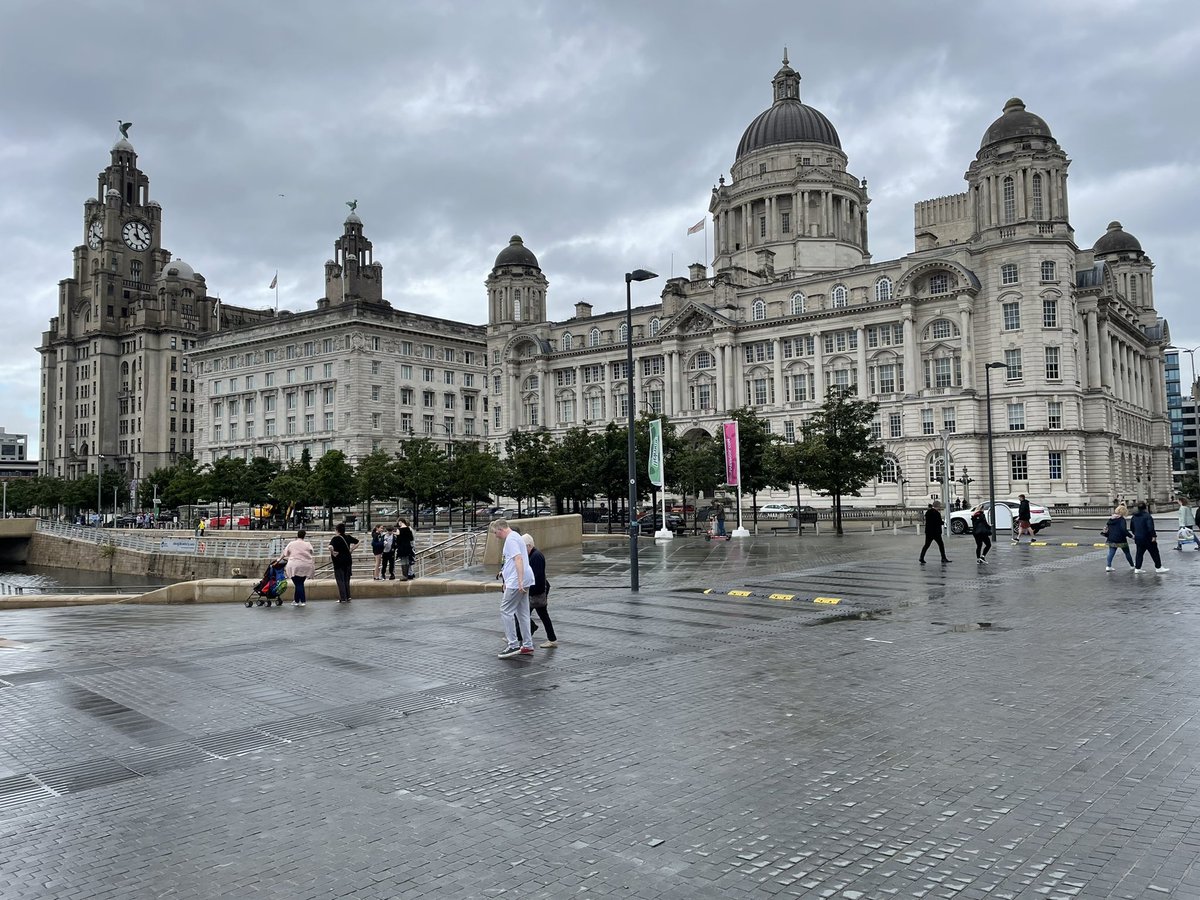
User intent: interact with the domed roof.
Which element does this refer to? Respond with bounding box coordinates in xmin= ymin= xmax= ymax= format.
xmin=112 ymin=137 xmax=134 ymax=153
xmin=735 ymin=56 xmax=841 ymax=159
xmin=980 ymin=98 xmax=1054 ymax=149
xmin=494 ymin=235 xmax=539 ymax=269
xmin=344 ymin=212 xmax=362 ymax=226
xmin=1093 ymin=220 xmax=1143 ymax=256
xmin=160 ymin=259 xmax=196 ymax=280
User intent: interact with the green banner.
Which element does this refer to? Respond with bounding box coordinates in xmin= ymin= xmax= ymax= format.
xmin=648 ymin=418 xmax=664 ymax=487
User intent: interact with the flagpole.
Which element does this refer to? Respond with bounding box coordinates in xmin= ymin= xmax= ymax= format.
xmin=704 ymin=219 xmax=708 ymax=269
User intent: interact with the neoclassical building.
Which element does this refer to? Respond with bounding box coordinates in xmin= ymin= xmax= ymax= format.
xmin=38 ymin=60 xmax=1172 ymax=507
xmin=486 ymin=57 xmax=1171 ymax=506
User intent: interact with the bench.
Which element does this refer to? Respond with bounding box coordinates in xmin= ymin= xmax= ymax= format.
xmin=769 ymin=511 xmax=819 ymax=535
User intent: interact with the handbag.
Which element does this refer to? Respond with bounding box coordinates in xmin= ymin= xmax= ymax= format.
xmin=529 ymin=583 xmax=550 ymax=609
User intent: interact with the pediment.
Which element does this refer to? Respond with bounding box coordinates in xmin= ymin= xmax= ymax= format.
xmin=660 ymin=301 xmax=737 ymax=337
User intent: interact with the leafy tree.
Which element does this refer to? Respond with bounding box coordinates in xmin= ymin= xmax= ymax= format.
xmin=718 ymin=407 xmax=784 ymax=527
xmin=142 ymin=465 xmax=176 ymax=510
xmin=62 ymin=474 xmax=97 ymax=515
xmin=164 ymin=456 xmax=208 ymax=509
xmin=245 ymin=457 xmax=280 ymax=507
xmin=206 ymin=457 xmax=249 ymax=525
xmin=355 ymin=449 xmax=397 ymax=527
xmin=311 ymin=450 xmax=358 ymax=529
xmin=99 ymin=468 xmax=130 ymax=512
xmin=451 ymin=443 xmax=504 ymax=525
xmin=547 ymin=426 xmax=601 ymax=514
xmin=395 ymin=438 xmax=449 ymax=524
xmin=766 ymin=440 xmax=809 ymax=515
xmin=502 ymin=430 xmax=555 ymax=514
xmin=669 ymin=438 xmax=722 ymax=528
xmin=594 ymin=423 xmax=630 ymax=529
xmin=4 ymin=478 xmax=37 ymax=514
xmin=797 ymin=387 xmax=885 ymax=535
xmin=32 ymin=476 xmax=65 ymax=514
xmin=268 ymin=461 xmax=315 ymax=525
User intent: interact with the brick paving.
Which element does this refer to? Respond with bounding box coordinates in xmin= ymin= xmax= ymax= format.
xmin=0 ymin=534 xmax=1199 ymax=898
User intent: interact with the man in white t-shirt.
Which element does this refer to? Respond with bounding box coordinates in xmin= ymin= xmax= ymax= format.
xmin=492 ymin=518 xmax=534 ymax=658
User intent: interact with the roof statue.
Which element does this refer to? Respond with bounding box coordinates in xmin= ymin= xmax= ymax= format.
xmin=346 ymin=199 xmax=358 ymax=212
xmin=118 ymin=121 xmax=132 ymax=139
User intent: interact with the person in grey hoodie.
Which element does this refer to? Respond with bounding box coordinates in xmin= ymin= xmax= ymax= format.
xmin=1130 ymin=502 xmax=1168 ymax=574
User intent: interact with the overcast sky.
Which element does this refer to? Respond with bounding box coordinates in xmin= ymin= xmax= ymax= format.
xmin=3 ymin=0 xmax=1197 ymax=457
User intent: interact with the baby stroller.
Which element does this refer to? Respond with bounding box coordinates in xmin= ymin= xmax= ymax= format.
xmin=245 ymin=560 xmax=289 ymax=608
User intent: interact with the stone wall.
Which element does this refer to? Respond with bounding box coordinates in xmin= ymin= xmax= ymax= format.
xmin=482 ymin=514 xmax=583 ymax=567
xmin=25 ymin=533 xmax=262 ymax=580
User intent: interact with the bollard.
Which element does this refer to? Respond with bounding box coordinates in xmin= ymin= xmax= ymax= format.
xmin=871 ymin=524 xmax=875 ymax=534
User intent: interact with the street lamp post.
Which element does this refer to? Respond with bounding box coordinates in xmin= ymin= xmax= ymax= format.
xmin=625 ymin=268 xmax=658 ymax=593
xmin=96 ymin=453 xmax=105 ymax=527
xmin=958 ymin=467 xmax=973 ymax=506
xmin=940 ymin=429 xmax=951 ymax=532
xmin=985 ymin=362 xmax=1007 ymax=538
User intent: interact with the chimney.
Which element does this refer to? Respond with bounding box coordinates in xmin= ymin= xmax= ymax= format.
xmin=755 ymin=248 xmax=775 ymax=280
xmin=689 ymin=263 xmax=707 ymax=281
xmin=574 ymin=301 xmax=592 ymax=318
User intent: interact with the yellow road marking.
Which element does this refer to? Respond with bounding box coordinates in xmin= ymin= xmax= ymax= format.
xmin=768 ymin=593 xmax=795 ymax=601
xmin=813 ymin=597 xmax=841 ymax=605
xmin=1030 ymin=541 xmax=1049 ymax=546
xmin=1061 ymin=542 xmax=1079 ymax=547
xmin=727 ymin=590 xmax=752 ymax=597
xmin=1092 ymin=543 xmax=1107 ymax=548
xmin=703 ymin=589 xmax=714 ymax=594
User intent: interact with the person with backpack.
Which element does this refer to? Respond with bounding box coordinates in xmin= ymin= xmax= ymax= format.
xmin=370 ymin=525 xmax=385 ymax=580
xmin=1102 ymin=504 xmax=1135 ymax=572
xmin=1130 ymin=502 xmax=1168 ymax=574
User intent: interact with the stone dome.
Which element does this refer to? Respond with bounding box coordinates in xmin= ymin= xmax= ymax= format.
xmin=980 ymin=98 xmax=1054 ymax=149
xmin=494 ymin=235 xmax=539 ymax=269
xmin=345 ymin=212 xmax=362 ymax=226
xmin=735 ymin=57 xmax=841 ymax=159
xmin=160 ymin=259 xmax=196 ymax=280
xmin=1093 ymin=221 xmax=1143 ymax=256
xmin=112 ymin=137 xmax=134 ymax=153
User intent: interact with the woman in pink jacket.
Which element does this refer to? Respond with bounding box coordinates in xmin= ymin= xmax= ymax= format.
xmin=279 ymin=529 xmax=315 ymax=606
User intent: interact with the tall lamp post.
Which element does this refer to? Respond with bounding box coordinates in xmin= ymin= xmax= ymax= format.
xmin=984 ymin=362 xmax=1007 ymax=538
xmin=957 ymin=468 xmax=973 ymax=506
xmin=96 ymin=453 xmax=105 ymax=527
xmin=939 ymin=429 xmax=952 ymax=532
xmin=625 ymin=268 xmax=658 ymax=593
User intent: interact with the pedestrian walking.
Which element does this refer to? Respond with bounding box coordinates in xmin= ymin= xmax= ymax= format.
xmin=381 ymin=526 xmax=397 ymax=579
xmin=1130 ymin=502 xmax=1168 ymax=574
xmin=395 ymin=517 xmax=415 ymax=579
xmin=1102 ymin=504 xmax=1135 ymax=572
xmin=715 ymin=505 xmax=727 ymax=537
xmin=1175 ymin=496 xmax=1200 ymax=552
xmin=1013 ymin=493 xmax=1034 ymax=543
xmin=971 ymin=505 xmax=992 ymax=563
xmin=523 ymin=532 xmax=558 ymax=648
xmin=918 ymin=500 xmax=951 ymax=565
xmin=370 ymin=525 xmax=385 ymax=580
xmin=279 ymin=528 xmax=315 ymax=606
xmin=492 ymin=518 xmax=534 ymax=659
xmin=328 ymin=522 xmax=359 ymax=602
xmin=196 ymin=517 xmax=206 ymax=537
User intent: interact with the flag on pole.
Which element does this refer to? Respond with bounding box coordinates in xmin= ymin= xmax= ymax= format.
xmin=648 ymin=418 xmax=664 ymax=487
xmin=268 ymin=272 xmax=277 ymax=289
xmin=722 ymin=421 xmax=741 ymax=487
xmin=687 ymin=218 xmax=706 ymax=235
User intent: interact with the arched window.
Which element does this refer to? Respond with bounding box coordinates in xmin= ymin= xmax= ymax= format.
xmin=690 ymin=350 xmax=715 ymax=370
xmin=752 ymin=298 xmax=766 ymax=321
xmin=513 ymin=289 xmax=522 ymax=321
xmin=879 ymin=457 xmax=899 ymax=483
xmin=929 ymin=272 xmax=950 ymax=295
xmin=618 ymin=321 xmax=628 ymax=343
xmin=1001 ymin=263 xmax=1019 ymax=285
xmin=522 ymin=374 xmax=539 ymax=391
xmin=925 ymin=319 xmax=956 ymax=341
xmin=589 ymin=328 xmax=600 ymax=348
xmin=875 ymin=277 xmax=892 ymax=302
xmin=1002 ymin=176 xmax=1015 ymax=223
xmin=928 ymin=452 xmax=955 ymax=483
xmin=1031 ymin=173 xmax=1044 ymax=219
xmin=831 ymin=285 xmax=847 ymax=308
xmin=649 ymin=317 xmax=661 ymax=336
xmin=790 ymin=292 xmax=806 ymax=315
xmin=561 ymin=332 xmax=573 ymax=350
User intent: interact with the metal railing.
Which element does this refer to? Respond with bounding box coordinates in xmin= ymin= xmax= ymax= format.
xmin=0 ymin=583 xmax=171 ymax=597
xmin=413 ymin=528 xmax=485 ymax=577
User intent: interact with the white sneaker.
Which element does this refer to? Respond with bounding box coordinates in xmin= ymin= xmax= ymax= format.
xmin=1105 ymin=566 xmax=1114 ymax=572
xmin=1133 ymin=569 xmax=1143 ymax=574
xmin=1155 ymin=567 xmax=1170 ymax=573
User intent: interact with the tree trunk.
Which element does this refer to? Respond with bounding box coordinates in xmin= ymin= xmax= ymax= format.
xmin=834 ymin=490 xmax=844 ymax=535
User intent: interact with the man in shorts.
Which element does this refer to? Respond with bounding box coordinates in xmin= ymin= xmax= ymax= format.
xmin=1013 ymin=494 xmax=1034 ymax=544
xmin=491 ymin=519 xmax=534 ymax=659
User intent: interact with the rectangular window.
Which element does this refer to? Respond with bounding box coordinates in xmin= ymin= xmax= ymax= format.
xmin=611 ymin=361 xmax=629 ymax=380
xmin=285 ymin=393 xmax=297 ymax=411
xmin=324 ymin=362 xmax=334 ymax=378
xmin=245 ymin=421 xmax=255 ymax=439
xmin=324 ymin=412 xmax=334 ymax=431
xmin=303 ymin=365 xmax=313 ymax=381
xmin=934 ymin=358 xmax=952 ymax=388
xmin=423 ymin=368 xmax=434 ymax=382
xmin=423 ymin=391 xmax=435 ymax=408
xmin=586 ymin=395 xmax=605 ymax=420
xmin=304 ymin=414 xmax=314 ymax=433
xmin=785 ymin=420 xmax=797 ymax=442
xmin=781 ymin=211 xmax=790 ymax=234
xmin=1002 ymin=302 xmax=1021 ymax=330
xmin=942 ymin=408 xmax=956 ymax=433
xmin=870 ymin=418 xmax=881 ymax=440
xmin=877 ymin=364 xmax=896 ymax=394
xmin=759 ymin=216 xmax=766 ymax=238
xmin=400 ymin=364 xmax=413 ymax=380
xmin=1007 ymin=402 xmax=1026 ymax=431
xmin=265 ymin=372 xmax=275 ymax=387
xmin=324 ymin=387 xmax=335 ymax=404
xmin=401 ymin=341 xmax=413 ymax=356
xmin=1010 ymin=451 xmax=1028 ymax=481
xmin=556 ymin=369 xmax=577 ymax=386
xmin=556 ymin=398 xmax=576 ymax=423
xmin=1048 ymin=451 xmax=1063 ymax=480
xmin=371 ymin=385 xmax=381 ymax=401
xmin=641 ymin=356 xmax=665 ymax=376
xmin=889 ymin=413 xmax=902 ymax=438
xmin=922 ymin=409 xmax=934 ymax=435
xmin=266 ymin=349 xmax=277 ymax=363
xmin=648 ymin=389 xmax=663 ymax=414
xmin=304 ymin=390 xmax=314 ymax=408
xmin=1048 ymin=401 xmax=1063 ymax=430
xmin=691 ymin=383 xmax=712 ymax=410
xmin=1044 ymin=346 xmax=1061 ymax=380
xmin=1004 ymin=349 xmax=1023 ymax=381
xmin=401 ymin=412 xmax=413 ymax=433
xmin=286 ymin=369 xmax=295 ymax=384
xmin=1041 ymin=260 xmax=1056 ymax=282
xmin=324 ymin=338 xmax=334 ymax=354
xmin=265 ymin=419 xmax=276 ymax=436
xmin=786 ymin=374 xmax=811 ymax=402
xmin=443 ymin=394 xmax=456 ymax=410
xmin=372 ymin=413 xmax=381 ymax=429
xmin=752 ymin=378 xmax=769 ymax=405
xmin=400 ymin=387 xmax=414 ymax=405
xmin=492 ymin=375 xmax=501 ymax=393
xmin=444 ymin=370 xmax=454 ymax=385
xmin=1042 ymin=298 xmax=1058 ymax=328
xmin=583 ymin=364 xmax=604 ymax=383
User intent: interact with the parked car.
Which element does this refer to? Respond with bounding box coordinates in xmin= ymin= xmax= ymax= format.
xmin=533 ymin=506 xmax=553 ymax=517
xmin=948 ymin=500 xmax=1051 ymax=535
xmin=757 ymin=503 xmax=796 ymax=517
xmin=637 ymin=511 xmax=685 ymax=533
xmin=210 ymin=514 xmax=252 ymax=528
xmin=103 ymin=514 xmax=138 ymax=528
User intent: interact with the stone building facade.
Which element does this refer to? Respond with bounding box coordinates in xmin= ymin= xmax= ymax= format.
xmin=37 ymin=131 xmax=273 ymax=484
xmin=486 ymin=58 xmax=1172 ymax=506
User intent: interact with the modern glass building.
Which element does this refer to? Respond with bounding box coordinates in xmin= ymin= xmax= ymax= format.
xmin=1167 ymin=350 xmax=1184 ymax=481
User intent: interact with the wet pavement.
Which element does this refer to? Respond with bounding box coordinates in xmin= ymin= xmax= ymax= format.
xmin=1 ymin=533 xmax=1199 ymax=898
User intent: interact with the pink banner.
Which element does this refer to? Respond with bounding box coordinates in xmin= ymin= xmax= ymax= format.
xmin=723 ymin=421 xmax=740 ymax=486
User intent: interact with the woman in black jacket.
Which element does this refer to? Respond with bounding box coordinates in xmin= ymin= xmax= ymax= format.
xmin=971 ymin=506 xmax=992 ymax=563
xmin=1103 ymin=504 xmax=1135 ymax=572
xmin=395 ymin=518 xmax=416 ymax=580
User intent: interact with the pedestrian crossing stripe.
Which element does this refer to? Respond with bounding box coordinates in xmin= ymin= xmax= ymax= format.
xmin=813 ymin=597 xmax=841 ymax=605
xmin=727 ymin=590 xmax=753 ymax=597
xmin=768 ymin=593 xmax=795 ymax=601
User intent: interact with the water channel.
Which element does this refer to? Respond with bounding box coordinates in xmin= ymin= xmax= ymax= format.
xmin=0 ymin=563 xmax=169 ymax=596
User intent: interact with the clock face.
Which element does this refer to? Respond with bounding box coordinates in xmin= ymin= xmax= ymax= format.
xmin=122 ymin=220 xmax=152 ymax=251
xmin=87 ymin=220 xmax=103 ymax=250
